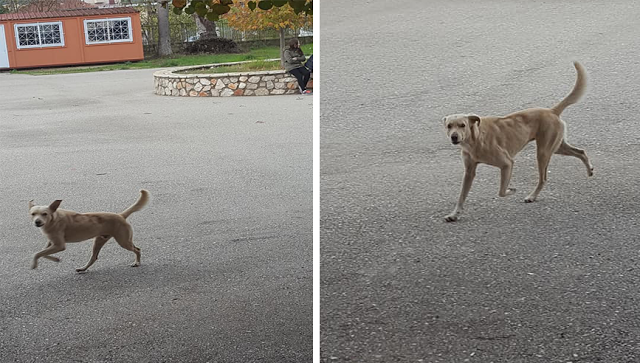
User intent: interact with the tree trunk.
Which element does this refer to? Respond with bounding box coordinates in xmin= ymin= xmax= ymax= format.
xmin=8 ymin=0 xmax=19 ymax=13
xmin=279 ymin=27 xmax=285 ymax=68
xmin=193 ymin=14 xmax=218 ymax=40
xmin=157 ymin=2 xmax=172 ymax=57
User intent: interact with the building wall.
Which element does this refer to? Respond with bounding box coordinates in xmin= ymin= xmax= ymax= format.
xmin=82 ymin=13 xmax=143 ymax=64
xmin=0 ymin=12 xmax=143 ymax=69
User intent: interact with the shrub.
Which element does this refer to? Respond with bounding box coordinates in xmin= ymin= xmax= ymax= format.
xmin=185 ymin=37 xmax=241 ymax=55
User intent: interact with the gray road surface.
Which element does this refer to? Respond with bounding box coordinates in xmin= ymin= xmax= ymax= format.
xmin=321 ymin=1 xmax=640 ymax=362
xmin=0 ymin=69 xmax=312 ymax=362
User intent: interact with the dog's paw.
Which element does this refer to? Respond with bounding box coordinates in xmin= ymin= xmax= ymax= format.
xmin=51 ymin=256 xmax=60 ymax=262
xmin=130 ymin=262 xmax=140 ymax=267
xmin=444 ymin=214 xmax=458 ymax=222
xmin=31 ymin=261 xmax=38 ymax=269
xmin=500 ymin=188 xmax=516 ymax=197
xmin=588 ymin=166 xmax=594 ymax=177
xmin=524 ymin=196 xmax=536 ymax=203
xmin=75 ymin=268 xmax=87 ymax=273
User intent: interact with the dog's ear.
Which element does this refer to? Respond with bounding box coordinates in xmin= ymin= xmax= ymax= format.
xmin=28 ymin=200 xmax=34 ymax=210
xmin=467 ymin=114 xmax=481 ymax=125
xmin=49 ymin=200 xmax=62 ymax=212
xmin=442 ymin=116 xmax=447 ymax=126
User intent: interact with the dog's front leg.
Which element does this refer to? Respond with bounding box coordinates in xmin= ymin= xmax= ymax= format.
xmin=32 ymin=242 xmax=65 ymax=269
xmin=40 ymin=240 xmax=60 ymax=263
xmin=445 ymin=161 xmax=477 ymax=222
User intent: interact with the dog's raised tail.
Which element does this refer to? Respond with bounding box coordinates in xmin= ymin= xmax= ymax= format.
xmin=551 ymin=61 xmax=587 ymax=116
xmin=120 ymin=190 xmax=149 ymax=219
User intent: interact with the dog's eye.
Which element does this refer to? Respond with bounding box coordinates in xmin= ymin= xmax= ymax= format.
xmin=447 ymin=124 xmax=452 ymax=129
xmin=460 ymin=124 xmax=466 ymax=128
xmin=31 ymin=213 xmax=35 ymax=216
xmin=42 ymin=213 xmax=47 ymax=216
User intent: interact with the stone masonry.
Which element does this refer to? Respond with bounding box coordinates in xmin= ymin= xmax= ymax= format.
xmin=154 ymin=62 xmax=304 ymax=97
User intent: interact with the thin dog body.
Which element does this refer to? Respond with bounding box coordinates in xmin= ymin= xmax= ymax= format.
xmin=443 ymin=62 xmax=593 ymax=222
xmin=28 ymin=190 xmax=149 ymax=271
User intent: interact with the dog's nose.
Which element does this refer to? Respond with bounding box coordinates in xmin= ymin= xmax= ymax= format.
xmin=451 ymin=133 xmax=459 ymax=144
xmin=35 ymin=220 xmax=43 ymax=227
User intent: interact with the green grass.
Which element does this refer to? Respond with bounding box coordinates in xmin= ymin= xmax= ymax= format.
xmin=13 ymin=43 xmax=313 ymax=75
xmin=177 ymin=60 xmax=282 ymax=74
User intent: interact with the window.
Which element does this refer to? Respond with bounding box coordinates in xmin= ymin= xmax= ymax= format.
xmin=84 ymin=18 xmax=132 ymax=45
xmin=14 ymin=22 xmax=64 ymax=49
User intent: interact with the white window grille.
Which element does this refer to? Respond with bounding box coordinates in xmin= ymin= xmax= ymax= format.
xmin=14 ymin=22 xmax=64 ymax=49
xmin=84 ymin=17 xmax=132 ymax=45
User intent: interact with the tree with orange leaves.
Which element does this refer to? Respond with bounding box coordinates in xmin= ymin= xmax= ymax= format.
xmin=223 ymin=0 xmax=312 ymax=67
xmin=169 ymin=0 xmax=311 ymax=20
xmin=158 ymin=0 xmax=311 ymax=58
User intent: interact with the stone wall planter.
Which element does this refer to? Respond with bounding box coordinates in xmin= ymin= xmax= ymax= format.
xmin=153 ymin=60 xmax=302 ymax=97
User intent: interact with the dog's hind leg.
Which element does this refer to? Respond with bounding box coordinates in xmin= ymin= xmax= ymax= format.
xmin=525 ymin=143 xmax=557 ymax=203
xmin=525 ymin=130 xmax=567 ymax=203
xmin=113 ymin=229 xmax=141 ymax=267
xmin=76 ymin=235 xmax=111 ymax=273
xmin=120 ymin=241 xmax=141 ymax=267
xmin=555 ymin=140 xmax=594 ymax=177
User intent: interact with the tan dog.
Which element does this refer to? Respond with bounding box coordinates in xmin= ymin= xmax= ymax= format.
xmin=28 ymin=190 xmax=149 ymax=271
xmin=443 ymin=62 xmax=593 ymax=222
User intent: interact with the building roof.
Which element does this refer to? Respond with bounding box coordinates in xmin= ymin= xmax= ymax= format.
xmin=18 ymin=0 xmax=98 ymax=13
xmin=0 ymin=7 xmax=139 ymax=21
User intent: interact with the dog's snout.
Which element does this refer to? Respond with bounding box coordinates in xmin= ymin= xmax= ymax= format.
xmin=451 ymin=133 xmax=460 ymax=144
xmin=34 ymin=220 xmax=43 ymax=227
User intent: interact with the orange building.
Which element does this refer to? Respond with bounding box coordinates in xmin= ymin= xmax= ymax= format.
xmin=0 ymin=7 xmax=143 ymax=69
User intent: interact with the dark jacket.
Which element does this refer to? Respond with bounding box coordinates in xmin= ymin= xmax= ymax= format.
xmin=305 ymin=54 xmax=313 ymax=73
xmin=283 ymin=48 xmax=306 ymax=72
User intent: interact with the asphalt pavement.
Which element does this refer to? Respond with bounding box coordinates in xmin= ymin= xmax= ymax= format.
xmin=321 ymin=1 xmax=640 ymax=362
xmin=0 ymin=69 xmax=312 ymax=362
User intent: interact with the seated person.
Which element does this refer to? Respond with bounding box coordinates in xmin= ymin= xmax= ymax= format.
xmin=284 ymin=38 xmax=312 ymax=94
